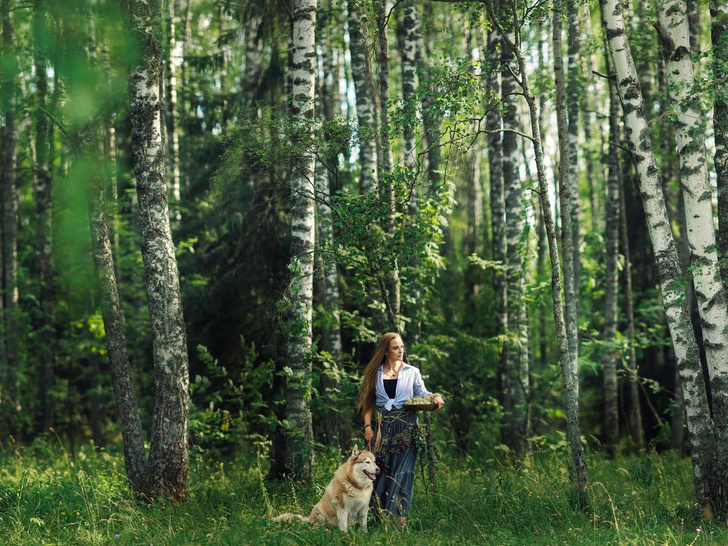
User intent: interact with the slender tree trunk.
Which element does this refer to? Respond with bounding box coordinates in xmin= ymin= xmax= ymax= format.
xmin=241 ymin=0 xmax=265 ymax=110
xmin=603 ymin=55 xmax=621 ymax=457
xmin=82 ymin=5 xmax=149 ymax=496
xmin=400 ymin=0 xmax=422 ymax=343
xmin=566 ymin=0 xmax=582 ymax=296
xmin=166 ymin=0 xmax=182 ymax=223
xmin=487 ymin=29 xmax=509 ymax=441
xmin=502 ymin=37 xmax=529 ymax=455
xmin=713 ymin=0 xmax=728 ymax=289
xmin=600 ymin=0 xmax=714 ymax=511
xmin=0 ymin=0 xmax=16 ymax=416
xmin=122 ymin=0 xmax=190 ymax=502
xmin=657 ymin=0 xmax=728 ymax=509
xmin=536 ymin=25 xmax=548 ymax=371
xmin=283 ymin=0 xmax=317 ymax=481
xmin=316 ymin=0 xmax=348 ymax=449
xmin=101 ymin=38 xmax=121 ymax=280
xmin=376 ymin=0 xmax=401 ymax=324
xmin=34 ymin=0 xmax=56 ymax=434
xmin=608 ymin=60 xmax=644 ymax=450
xmin=581 ymin=13 xmax=599 ymax=233
xmin=401 ymin=0 xmax=418 ymax=176
xmin=347 ymin=0 xmax=378 ymax=194
xmin=553 ymin=0 xmax=580 ymax=456
xmin=420 ymin=3 xmax=442 ymax=193
xmin=482 ymin=0 xmax=589 ymax=506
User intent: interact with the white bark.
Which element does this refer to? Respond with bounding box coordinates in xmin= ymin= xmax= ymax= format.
xmin=714 ymin=1 xmax=728 ymax=288
xmin=401 ymin=0 xmax=419 ymax=176
xmin=167 ymin=0 xmax=182 ymax=222
xmin=123 ymin=0 xmax=190 ymax=502
xmin=554 ymin=0 xmax=579 ymax=431
xmin=484 ymin=0 xmax=588 ymax=506
xmin=347 ymin=0 xmax=378 ymax=194
xmin=502 ymin=37 xmax=529 ymax=454
xmin=284 ymin=0 xmax=317 ymax=479
xmin=600 ymin=0 xmax=714 ymax=509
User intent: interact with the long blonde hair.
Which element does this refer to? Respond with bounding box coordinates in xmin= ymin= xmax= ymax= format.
xmin=357 ymin=332 xmax=403 ymax=415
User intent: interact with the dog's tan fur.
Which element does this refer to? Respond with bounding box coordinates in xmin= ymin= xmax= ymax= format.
xmin=273 ymin=446 xmax=379 ymax=532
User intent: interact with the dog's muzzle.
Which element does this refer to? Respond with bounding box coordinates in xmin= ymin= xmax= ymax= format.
xmin=364 ymin=466 xmax=380 ymax=481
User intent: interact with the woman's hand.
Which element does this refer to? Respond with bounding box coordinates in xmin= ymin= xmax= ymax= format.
xmin=432 ymin=393 xmax=445 ymax=410
xmin=364 ymin=424 xmax=374 ymax=448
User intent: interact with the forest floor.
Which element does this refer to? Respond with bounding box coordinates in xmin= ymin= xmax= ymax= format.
xmin=0 ymin=439 xmax=726 ymax=545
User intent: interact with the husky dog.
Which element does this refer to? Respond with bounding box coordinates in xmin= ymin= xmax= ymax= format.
xmin=273 ymin=445 xmax=380 ymax=532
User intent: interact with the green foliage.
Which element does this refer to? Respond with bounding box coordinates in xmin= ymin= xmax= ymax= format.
xmin=189 ymin=343 xmax=276 ymax=458
xmin=0 ymin=443 xmax=724 ymax=545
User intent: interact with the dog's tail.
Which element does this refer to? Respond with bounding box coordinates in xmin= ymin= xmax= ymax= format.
xmin=272 ymin=513 xmax=311 ymax=524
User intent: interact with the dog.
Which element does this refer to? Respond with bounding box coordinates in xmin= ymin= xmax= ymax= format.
xmin=273 ymin=445 xmax=380 ymax=532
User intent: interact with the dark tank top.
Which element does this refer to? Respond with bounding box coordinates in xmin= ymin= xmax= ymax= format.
xmin=384 ymin=379 xmax=397 ymax=399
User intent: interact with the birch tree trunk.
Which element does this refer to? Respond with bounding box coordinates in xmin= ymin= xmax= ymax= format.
xmin=566 ymin=0 xmax=582 ymax=295
xmin=608 ymin=57 xmax=644 ymax=449
xmin=376 ymin=0 xmax=401 ymax=324
xmin=420 ymin=3 xmax=442 ymax=193
xmin=401 ymin=0 xmax=418 ymax=176
xmin=401 ymin=0 xmax=422 ymax=343
xmin=316 ymin=0 xmax=347 ymax=448
xmin=241 ymin=0 xmax=265 ymax=109
xmin=283 ymin=0 xmax=317 ymax=480
xmin=603 ymin=54 xmax=621 ymax=457
xmin=487 ymin=29 xmax=509 ymax=443
xmin=82 ymin=7 xmax=150 ymax=496
xmin=553 ymin=0 xmax=580 ymax=450
xmin=122 ymin=0 xmax=190 ymax=502
xmin=0 ymin=0 xmax=16 ymax=412
xmin=502 ymin=38 xmax=529 ymax=455
xmin=600 ymin=0 xmax=714 ymax=510
xmin=34 ymin=0 xmax=56 ymax=434
xmin=657 ymin=0 xmax=728 ymax=507
xmin=347 ymin=0 xmax=378 ymax=194
xmin=484 ymin=0 xmax=589 ymax=506
xmin=713 ymin=0 xmax=728 ymax=288
xmin=166 ymin=0 xmax=182 ymax=223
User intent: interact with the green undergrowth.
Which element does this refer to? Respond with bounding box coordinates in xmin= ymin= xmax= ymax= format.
xmin=0 ymin=440 xmax=725 ymax=545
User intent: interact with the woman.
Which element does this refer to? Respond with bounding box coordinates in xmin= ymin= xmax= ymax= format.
xmin=357 ymin=332 xmax=445 ymax=527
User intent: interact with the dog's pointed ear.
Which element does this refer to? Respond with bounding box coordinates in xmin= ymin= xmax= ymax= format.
xmin=351 ymin=444 xmax=360 ymax=458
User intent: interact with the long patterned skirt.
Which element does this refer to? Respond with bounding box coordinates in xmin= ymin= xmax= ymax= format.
xmin=372 ymin=408 xmax=422 ymax=517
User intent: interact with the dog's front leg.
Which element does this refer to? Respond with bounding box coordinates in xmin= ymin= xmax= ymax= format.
xmin=336 ymin=509 xmax=348 ymax=532
xmin=358 ymin=510 xmax=368 ymax=533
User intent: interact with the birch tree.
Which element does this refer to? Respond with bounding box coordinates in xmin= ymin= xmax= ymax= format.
xmin=166 ymin=0 xmax=182 ymax=222
xmin=80 ymin=4 xmax=149 ymax=495
xmin=376 ymin=0 xmax=401 ymax=323
xmin=347 ymin=0 xmax=378 ymax=194
xmin=400 ymin=0 xmax=422 ymax=343
xmin=316 ymin=0 xmax=347 ymax=448
xmin=603 ymin=52 xmax=621 ymax=456
xmin=502 ymin=36 xmax=529 ymax=454
xmin=487 ymin=29 xmax=509 ymax=434
xmin=714 ymin=0 xmax=728 ymax=287
xmin=566 ymin=0 xmax=581 ymax=292
xmin=0 ymin=0 xmax=16 ymax=409
xmin=482 ymin=0 xmax=589 ymax=506
xmin=121 ymin=0 xmax=191 ymax=502
xmin=553 ymin=5 xmax=579 ymax=402
xmin=283 ymin=0 xmax=317 ymax=480
xmin=34 ymin=0 xmax=57 ymax=433
xmin=657 ymin=0 xmax=728 ymax=505
xmin=600 ymin=0 xmax=715 ymax=510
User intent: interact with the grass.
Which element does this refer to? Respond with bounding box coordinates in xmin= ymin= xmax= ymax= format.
xmin=0 ymin=439 xmax=725 ymax=545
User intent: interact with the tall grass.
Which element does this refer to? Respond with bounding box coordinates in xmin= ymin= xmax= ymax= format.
xmin=0 ymin=440 xmax=724 ymax=545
